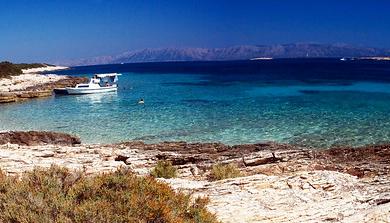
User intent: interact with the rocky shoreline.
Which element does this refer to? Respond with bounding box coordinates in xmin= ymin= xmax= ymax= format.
xmin=0 ymin=66 xmax=87 ymax=103
xmin=0 ymin=131 xmax=388 ymax=222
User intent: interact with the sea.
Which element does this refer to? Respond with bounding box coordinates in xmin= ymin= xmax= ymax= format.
xmin=1 ymin=58 xmax=390 ymax=148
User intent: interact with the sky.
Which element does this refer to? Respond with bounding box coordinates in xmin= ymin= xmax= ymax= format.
xmin=1 ymin=0 xmax=390 ymax=63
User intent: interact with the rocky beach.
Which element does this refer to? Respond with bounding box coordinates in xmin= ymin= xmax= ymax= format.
xmin=0 ymin=65 xmax=87 ymax=103
xmin=0 ymin=131 xmax=388 ymax=222
xmin=3 ymin=1 xmax=390 ymax=222
xmin=1 ymin=62 xmax=389 ymax=222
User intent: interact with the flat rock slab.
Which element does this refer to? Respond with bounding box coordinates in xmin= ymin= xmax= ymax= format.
xmin=0 ymin=134 xmax=389 ymax=222
xmin=0 ymin=73 xmax=87 ymax=103
xmin=163 ymin=171 xmax=390 ymax=223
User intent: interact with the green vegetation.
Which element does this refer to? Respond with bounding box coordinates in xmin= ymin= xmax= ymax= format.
xmin=0 ymin=61 xmax=50 ymax=78
xmin=0 ymin=61 xmax=21 ymax=78
xmin=210 ymin=163 xmax=242 ymax=181
xmin=150 ymin=160 xmax=178 ymax=179
xmin=0 ymin=165 xmax=218 ymax=223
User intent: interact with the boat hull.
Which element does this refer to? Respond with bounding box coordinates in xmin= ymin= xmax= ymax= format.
xmin=54 ymin=87 xmax=117 ymax=95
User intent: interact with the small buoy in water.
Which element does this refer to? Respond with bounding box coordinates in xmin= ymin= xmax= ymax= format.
xmin=138 ymin=98 xmax=144 ymax=104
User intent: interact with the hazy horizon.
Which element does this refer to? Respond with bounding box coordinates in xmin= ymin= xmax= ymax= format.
xmin=1 ymin=0 xmax=390 ymax=63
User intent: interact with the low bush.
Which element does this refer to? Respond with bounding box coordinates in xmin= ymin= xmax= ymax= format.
xmin=210 ymin=163 xmax=242 ymax=181
xmin=150 ymin=160 xmax=178 ymax=179
xmin=0 ymin=165 xmax=218 ymax=223
xmin=0 ymin=61 xmax=48 ymax=79
xmin=0 ymin=61 xmax=21 ymax=78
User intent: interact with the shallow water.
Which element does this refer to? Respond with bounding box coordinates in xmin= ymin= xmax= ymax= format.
xmin=1 ymin=59 xmax=390 ymax=147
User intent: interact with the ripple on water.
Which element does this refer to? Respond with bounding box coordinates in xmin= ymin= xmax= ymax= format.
xmin=1 ymin=72 xmax=390 ymax=148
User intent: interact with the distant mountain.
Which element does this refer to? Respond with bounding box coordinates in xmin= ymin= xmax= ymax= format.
xmin=64 ymin=43 xmax=390 ymax=66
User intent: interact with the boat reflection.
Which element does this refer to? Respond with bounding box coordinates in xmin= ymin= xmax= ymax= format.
xmin=73 ymin=91 xmax=118 ymax=104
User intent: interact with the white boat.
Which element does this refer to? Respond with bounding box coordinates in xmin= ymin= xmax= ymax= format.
xmin=54 ymin=73 xmax=121 ymax=95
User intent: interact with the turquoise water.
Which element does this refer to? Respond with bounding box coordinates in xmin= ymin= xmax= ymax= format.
xmin=1 ymin=59 xmax=390 ymax=148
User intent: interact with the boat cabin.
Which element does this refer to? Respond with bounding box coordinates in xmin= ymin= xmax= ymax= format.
xmin=89 ymin=73 xmax=121 ymax=87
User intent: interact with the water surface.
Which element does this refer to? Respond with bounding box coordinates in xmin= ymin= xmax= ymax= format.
xmin=1 ymin=59 xmax=390 ymax=147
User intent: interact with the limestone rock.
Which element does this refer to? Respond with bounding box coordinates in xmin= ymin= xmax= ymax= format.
xmin=0 ymin=131 xmax=389 ymax=222
xmin=0 ymin=131 xmax=81 ymax=146
xmin=0 ymin=75 xmax=87 ymax=103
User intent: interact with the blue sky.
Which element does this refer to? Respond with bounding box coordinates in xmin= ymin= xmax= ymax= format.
xmin=1 ymin=0 xmax=390 ymax=63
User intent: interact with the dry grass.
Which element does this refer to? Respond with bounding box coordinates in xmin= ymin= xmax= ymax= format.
xmin=150 ymin=160 xmax=178 ymax=179
xmin=0 ymin=165 xmax=218 ymax=223
xmin=210 ymin=163 xmax=242 ymax=181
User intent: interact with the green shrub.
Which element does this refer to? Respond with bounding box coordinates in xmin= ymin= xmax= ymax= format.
xmin=0 ymin=61 xmax=21 ymax=78
xmin=0 ymin=61 xmax=48 ymax=79
xmin=210 ymin=163 xmax=242 ymax=181
xmin=150 ymin=160 xmax=178 ymax=179
xmin=0 ymin=165 xmax=218 ymax=223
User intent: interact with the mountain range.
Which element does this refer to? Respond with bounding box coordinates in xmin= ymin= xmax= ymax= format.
xmin=64 ymin=43 xmax=390 ymax=66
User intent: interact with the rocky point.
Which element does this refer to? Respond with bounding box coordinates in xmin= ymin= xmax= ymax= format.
xmin=0 ymin=131 xmax=388 ymax=222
